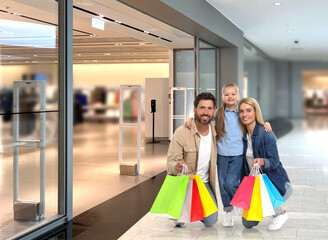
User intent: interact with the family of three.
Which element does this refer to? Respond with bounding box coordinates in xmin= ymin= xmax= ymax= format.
xmin=166 ymin=83 xmax=292 ymax=230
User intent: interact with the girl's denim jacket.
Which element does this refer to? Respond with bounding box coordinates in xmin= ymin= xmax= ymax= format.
xmin=242 ymin=122 xmax=290 ymax=196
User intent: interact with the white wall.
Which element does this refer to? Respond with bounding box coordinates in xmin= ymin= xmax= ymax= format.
xmin=1 ymin=64 xmax=58 ymax=86
xmin=73 ymin=63 xmax=169 ymax=86
xmin=145 ymin=78 xmax=169 ymax=138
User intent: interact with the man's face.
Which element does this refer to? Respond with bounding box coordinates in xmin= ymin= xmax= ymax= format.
xmin=194 ymin=100 xmax=215 ymax=125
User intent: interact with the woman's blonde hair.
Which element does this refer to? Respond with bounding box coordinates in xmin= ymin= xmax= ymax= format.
xmin=238 ymin=97 xmax=265 ymax=136
xmin=215 ymin=83 xmax=239 ymax=140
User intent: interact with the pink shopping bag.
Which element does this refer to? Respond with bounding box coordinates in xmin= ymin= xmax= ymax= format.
xmin=230 ymin=175 xmax=255 ymax=210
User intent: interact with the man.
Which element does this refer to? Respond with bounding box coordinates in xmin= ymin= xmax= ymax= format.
xmin=167 ymin=92 xmax=218 ymax=227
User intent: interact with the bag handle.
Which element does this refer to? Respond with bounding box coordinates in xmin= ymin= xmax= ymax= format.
xmin=250 ymin=163 xmax=261 ymax=176
xmin=177 ymin=164 xmax=191 ymax=176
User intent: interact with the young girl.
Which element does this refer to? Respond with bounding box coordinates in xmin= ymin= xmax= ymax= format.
xmin=185 ymin=83 xmax=271 ymax=227
xmin=216 ymin=83 xmax=245 ymax=226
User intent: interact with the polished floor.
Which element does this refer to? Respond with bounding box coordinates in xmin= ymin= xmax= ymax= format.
xmin=0 ymin=120 xmax=169 ymax=239
xmin=119 ymin=116 xmax=328 ymax=240
xmin=2 ymin=116 xmax=328 ymax=239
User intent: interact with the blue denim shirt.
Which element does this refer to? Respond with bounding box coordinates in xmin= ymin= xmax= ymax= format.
xmin=217 ymin=106 xmax=243 ymax=156
xmin=242 ymin=122 xmax=290 ymax=196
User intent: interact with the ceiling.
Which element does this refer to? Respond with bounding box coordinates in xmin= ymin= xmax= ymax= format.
xmin=206 ymin=0 xmax=328 ymax=61
xmin=3 ymin=0 xmax=327 ymax=64
xmin=0 ymin=0 xmax=193 ymax=65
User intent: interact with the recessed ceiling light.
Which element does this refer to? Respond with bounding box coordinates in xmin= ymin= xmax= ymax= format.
xmin=273 ymin=2 xmax=282 ymax=6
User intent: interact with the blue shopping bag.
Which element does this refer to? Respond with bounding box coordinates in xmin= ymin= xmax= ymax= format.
xmin=262 ymin=174 xmax=285 ymax=208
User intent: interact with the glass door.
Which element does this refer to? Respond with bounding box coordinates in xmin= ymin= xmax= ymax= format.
xmin=199 ymin=40 xmax=217 ymax=97
xmin=0 ymin=0 xmax=69 ymax=238
xmin=173 ymin=39 xmax=218 ymax=134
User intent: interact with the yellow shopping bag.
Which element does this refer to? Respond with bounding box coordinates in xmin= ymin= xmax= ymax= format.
xmin=193 ymin=175 xmax=218 ymax=217
xmin=242 ymin=177 xmax=263 ymax=221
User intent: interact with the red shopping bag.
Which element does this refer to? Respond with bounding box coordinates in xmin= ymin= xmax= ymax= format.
xmin=230 ymin=175 xmax=255 ymax=210
xmin=190 ymin=178 xmax=203 ymax=222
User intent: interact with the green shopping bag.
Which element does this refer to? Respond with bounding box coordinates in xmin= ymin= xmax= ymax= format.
xmin=150 ymin=174 xmax=189 ymax=219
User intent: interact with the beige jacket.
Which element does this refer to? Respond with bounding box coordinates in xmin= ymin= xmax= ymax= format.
xmin=167 ymin=119 xmax=218 ymax=200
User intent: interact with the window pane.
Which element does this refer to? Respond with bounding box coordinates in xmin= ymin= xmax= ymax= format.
xmin=199 ymin=41 xmax=216 ymax=97
xmin=0 ymin=0 xmax=59 ymax=238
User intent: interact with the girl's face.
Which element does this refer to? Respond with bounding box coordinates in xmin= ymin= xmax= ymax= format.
xmin=222 ymin=86 xmax=240 ymax=107
xmin=239 ymin=102 xmax=256 ymax=126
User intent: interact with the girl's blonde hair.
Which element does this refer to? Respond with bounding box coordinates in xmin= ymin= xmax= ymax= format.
xmin=215 ymin=83 xmax=239 ymax=140
xmin=238 ymin=97 xmax=265 ymax=136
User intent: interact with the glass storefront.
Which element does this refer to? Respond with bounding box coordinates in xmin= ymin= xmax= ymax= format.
xmin=0 ymin=1 xmax=70 ymax=239
xmin=173 ymin=39 xmax=218 ymax=132
xmin=199 ymin=40 xmax=217 ymax=96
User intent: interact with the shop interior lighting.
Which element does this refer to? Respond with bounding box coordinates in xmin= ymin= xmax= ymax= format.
xmin=1 ymin=3 xmax=172 ymax=42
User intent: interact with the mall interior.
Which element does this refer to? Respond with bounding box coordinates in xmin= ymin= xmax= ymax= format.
xmin=1 ymin=0 xmax=328 ymax=239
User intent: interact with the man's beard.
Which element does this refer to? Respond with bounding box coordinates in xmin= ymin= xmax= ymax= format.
xmin=195 ymin=113 xmax=211 ymax=125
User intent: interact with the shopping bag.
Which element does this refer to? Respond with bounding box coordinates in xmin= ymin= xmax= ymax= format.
xmin=242 ymin=177 xmax=263 ymax=221
xmin=177 ymin=179 xmax=193 ymax=223
xmin=259 ymin=175 xmax=275 ymax=217
xmin=150 ymin=174 xmax=189 ymax=219
xmin=193 ymin=175 xmax=218 ymax=217
xmin=230 ymin=175 xmax=256 ymax=210
xmin=262 ymin=174 xmax=285 ymax=208
xmin=190 ymin=178 xmax=204 ymax=222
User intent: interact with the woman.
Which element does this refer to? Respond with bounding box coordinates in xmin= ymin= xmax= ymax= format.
xmin=238 ymin=98 xmax=292 ymax=231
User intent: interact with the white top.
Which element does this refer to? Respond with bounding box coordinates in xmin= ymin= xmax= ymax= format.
xmin=246 ymin=134 xmax=254 ymax=172
xmin=197 ymin=126 xmax=212 ymax=183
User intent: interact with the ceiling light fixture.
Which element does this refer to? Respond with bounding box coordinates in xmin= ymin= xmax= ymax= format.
xmin=273 ymin=2 xmax=282 ymax=6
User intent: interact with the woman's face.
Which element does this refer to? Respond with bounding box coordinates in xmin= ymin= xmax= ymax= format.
xmin=239 ymin=102 xmax=256 ymax=126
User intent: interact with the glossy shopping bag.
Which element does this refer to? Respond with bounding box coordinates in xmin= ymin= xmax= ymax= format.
xmin=150 ymin=174 xmax=189 ymax=219
xmin=242 ymin=177 xmax=263 ymax=221
xmin=177 ymin=179 xmax=193 ymax=223
xmin=230 ymin=175 xmax=256 ymax=210
xmin=193 ymin=175 xmax=218 ymax=217
xmin=262 ymin=174 xmax=285 ymax=208
xmin=259 ymin=175 xmax=275 ymax=217
xmin=190 ymin=178 xmax=204 ymax=222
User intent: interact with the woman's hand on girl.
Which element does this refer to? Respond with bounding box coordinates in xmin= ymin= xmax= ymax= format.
xmin=264 ymin=122 xmax=272 ymax=132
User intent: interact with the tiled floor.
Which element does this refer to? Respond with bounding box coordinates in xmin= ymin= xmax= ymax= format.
xmin=3 ymin=116 xmax=328 ymax=239
xmin=119 ymin=116 xmax=328 ymax=240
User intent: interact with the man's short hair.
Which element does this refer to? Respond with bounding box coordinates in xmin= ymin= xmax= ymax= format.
xmin=193 ymin=92 xmax=216 ymax=108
